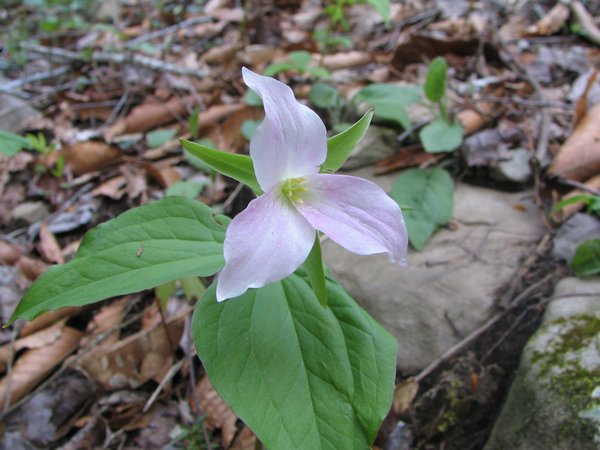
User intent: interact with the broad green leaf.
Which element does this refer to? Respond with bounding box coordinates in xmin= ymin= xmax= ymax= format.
xmin=305 ymin=66 xmax=331 ymax=79
xmin=9 ymin=197 xmax=228 ymax=323
xmin=288 ymin=51 xmax=313 ymax=70
xmin=241 ymin=119 xmax=261 ymax=141
xmin=264 ymin=62 xmax=294 ymax=77
xmin=365 ymin=0 xmax=390 ymax=25
xmin=193 ymin=273 xmax=397 ymax=450
xmin=309 ymin=82 xmax=342 ymax=109
xmin=419 ymin=119 xmax=463 ymax=153
xmin=0 ymin=130 xmax=31 ymax=156
xmin=188 ymin=107 xmax=200 ymax=139
xmin=322 ymin=109 xmax=373 ymax=172
xmin=181 ymin=139 xmax=262 ymax=195
xmin=146 ymin=129 xmax=177 ymax=148
xmin=571 ymin=239 xmax=600 ymax=277
xmin=353 ymin=84 xmax=421 ymax=129
xmin=424 ymin=57 xmax=447 ymax=103
xmin=166 ymin=180 xmax=206 ymax=198
xmin=391 ymin=168 xmax=454 ymax=250
xmin=180 ymin=276 xmax=206 ymax=300
xmin=302 ymin=235 xmax=327 ymax=307
xmin=244 ymin=90 xmax=262 ymax=106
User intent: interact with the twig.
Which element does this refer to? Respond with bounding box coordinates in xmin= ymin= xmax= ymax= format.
xmin=501 ymin=46 xmax=551 ymax=164
xmin=20 ymin=42 xmax=209 ymax=78
xmin=142 ymin=358 xmax=185 ymax=412
xmin=414 ymin=273 xmax=553 ymax=382
xmin=569 ymin=0 xmax=600 ymax=46
xmin=0 ymin=65 xmax=71 ymax=94
xmin=478 ymin=96 xmax=572 ymax=110
xmin=554 ymin=176 xmax=600 ymax=196
xmin=124 ymin=16 xmax=212 ymax=49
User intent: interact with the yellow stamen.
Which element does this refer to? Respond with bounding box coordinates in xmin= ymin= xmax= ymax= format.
xmin=281 ymin=177 xmax=308 ymax=204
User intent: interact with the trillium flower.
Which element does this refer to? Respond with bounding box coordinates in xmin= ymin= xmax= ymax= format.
xmin=216 ymin=68 xmax=408 ymax=301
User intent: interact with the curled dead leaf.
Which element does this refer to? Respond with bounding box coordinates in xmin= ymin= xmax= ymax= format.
xmin=195 ymin=376 xmax=238 ymax=447
xmin=77 ymin=307 xmax=191 ymax=390
xmin=322 ymin=51 xmax=372 ymax=70
xmin=526 ymin=3 xmax=570 ymax=36
xmin=0 ymin=321 xmax=83 ymax=409
xmin=0 ymin=240 xmax=25 ymax=265
xmin=38 ymin=223 xmax=64 ymax=264
xmin=393 ymin=379 xmax=419 ymax=416
xmin=62 ymin=141 xmax=121 ymax=175
xmin=550 ymin=101 xmax=600 ymax=181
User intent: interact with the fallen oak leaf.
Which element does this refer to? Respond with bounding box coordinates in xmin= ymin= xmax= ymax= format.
xmin=38 ymin=223 xmax=64 ymax=264
xmin=0 ymin=321 xmax=83 ymax=409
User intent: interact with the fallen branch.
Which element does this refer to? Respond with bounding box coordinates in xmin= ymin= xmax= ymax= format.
xmin=20 ymin=42 xmax=208 ymax=78
xmin=124 ymin=16 xmax=212 ymax=49
xmin=0 ymin=65 xmax=71 ymax=95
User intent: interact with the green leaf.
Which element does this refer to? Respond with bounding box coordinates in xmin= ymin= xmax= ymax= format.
xmin=188 ymin=107 xmax=200 ymax=140
xmin=0 ymin=130 xmax=31 ymax=156
xmin=309 ymin=82 xmax=342 ymax=109
xmin=146 ymin=129 xmax=177 ymax=148
xmin=166 ymin=180 xmax=206 ymax=198
xmin=424 ymin=57 xmax=447 ymax=103
xmin=391 ymin=168 xmax=454 ymax=250
xmin=241 ymin=119 xmax=261 ymax=141
xmin=305 ymin=66 xmax=331 ymax=79
xmin=302 ymin=235 xmax=327 ymax=307
xmin=288 ymin=51 xmax=313 ymax=70
xmin=353 ymin=84 xmax=421 ymax=129
xmin=181 ymin=139 xmax=262 ymax=195
xmin=156 ymin=280 xmax=177 ymax=308
xmin=365 ymin=0 xmax=390 ymax=25
xmin=244 ymin=90 xmax=263 ymax=106
xmin=571 ymin=239 xmax=600 ymax=277
xmin=9 ymin=197 xmax=228 ymax=323
xmin=322 ymin=110 xmax=373 ymax=172
xmin=264 ymin=62 xmax=294 ymax=77
xmin=193 ymin=273 xmax=397 ymax=450
xmin=180 ymin=276 xmax=206 ymax=300
xmin=419 ymin=119 xmax=463 ymax=153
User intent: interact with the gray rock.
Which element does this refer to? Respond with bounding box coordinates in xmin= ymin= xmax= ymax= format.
xmin=492 ymin=148 xmax=532 ymax=184
xmin=554 ymin=213 xmax=600 ymax=263
xmin=322 ymin=167 xmax=544 ymax=373
xmin=342 ymin=126 xmax=398 ymax=170
xmin=11 ymin=201 xmax=50 ymax=224
xmin=484 ymin=277 xmax=600 ymax=450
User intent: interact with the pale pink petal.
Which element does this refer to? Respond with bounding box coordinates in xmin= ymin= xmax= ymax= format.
xmin=295 ymin=174 xmax=408 ymax=262
xmin=242 ymin=67 xmax=327 ymax=191
xmin=216 ymin=188 xmax=315 ymax=301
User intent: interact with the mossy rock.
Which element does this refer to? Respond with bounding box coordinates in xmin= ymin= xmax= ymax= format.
xmin=484 ymin=278 xmax=600 ymax=450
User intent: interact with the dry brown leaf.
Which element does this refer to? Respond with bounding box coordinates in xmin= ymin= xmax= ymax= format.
xmin=393 ymin=379 xmax=419 ymax=416
xmin=210 ymin=106 xmax=264 ymax=153
xmin=230 ymin=426 xmax=257 ymax=450
xmin=77 ymin=307 xmax=191 ymax=390
xmin=80 ymin=297 xmax=130 ymax=349
xmin=526 ymin=3 xmax=570 ymax=36
xmin=62 ymin=141 xmax=121 ymax=175
xmin=0 ymin=240 xmax=25 ymax=265
xmin=19 ymin=307 xmax=79 ymax=338
xmin=202 ymin=43 xmax=239 ymax=64
xmin=195 ymin=376 xmax=238 ymax=447
xmin=0 ymin=322 xmax=83 ymax=409
xmin=574 ymin=70 xmax=599 ymax=128
xmin=17 ymin=256 xmax=49 ymax=281
xmin=375 ymin=145 xmax=436 ymax=175
xmin=121 ymin=165 xmax=147 ymax=200
xmin=322 ymin=51 xmax=372 ymax=70
xmin=549 ymin=101 xmax=600 ymax=181
xmin=38 ymin=223 xmax=64 ymax=264
xmin=92 ymin=175 xmax=127 ymax=200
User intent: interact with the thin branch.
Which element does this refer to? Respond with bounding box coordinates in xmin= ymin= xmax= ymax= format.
xmin=20 ymin=42 xmax=208 ymax=78
xmin=124 ymin=16 xmax=212 ymax=49
xmin=569 ymin=0 xmax=600 ymax=46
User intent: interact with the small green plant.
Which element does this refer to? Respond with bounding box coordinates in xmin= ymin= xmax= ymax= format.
xmin=25 ymin=132 xmax=65 ymax=177
xmin=553 ymin=193 xmax=600 ymax=217
xmin=419 ymin=57 xmax=464 ymax=153
xmin=324 ymin=0 xmax=390 ymax=30
xmin=264 ymin=51 xmax=330 ymax=79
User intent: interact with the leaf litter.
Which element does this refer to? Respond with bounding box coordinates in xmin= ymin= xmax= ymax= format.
xmin=0 ymin=0 xmax=599 ymax=448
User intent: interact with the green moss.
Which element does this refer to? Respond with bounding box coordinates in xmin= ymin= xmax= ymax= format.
xmin=530 ymin=314 xmax=600 ymax=442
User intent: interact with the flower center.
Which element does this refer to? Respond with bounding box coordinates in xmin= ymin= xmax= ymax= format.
xmin=281 ymin=177 xmax=308 ymax=204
